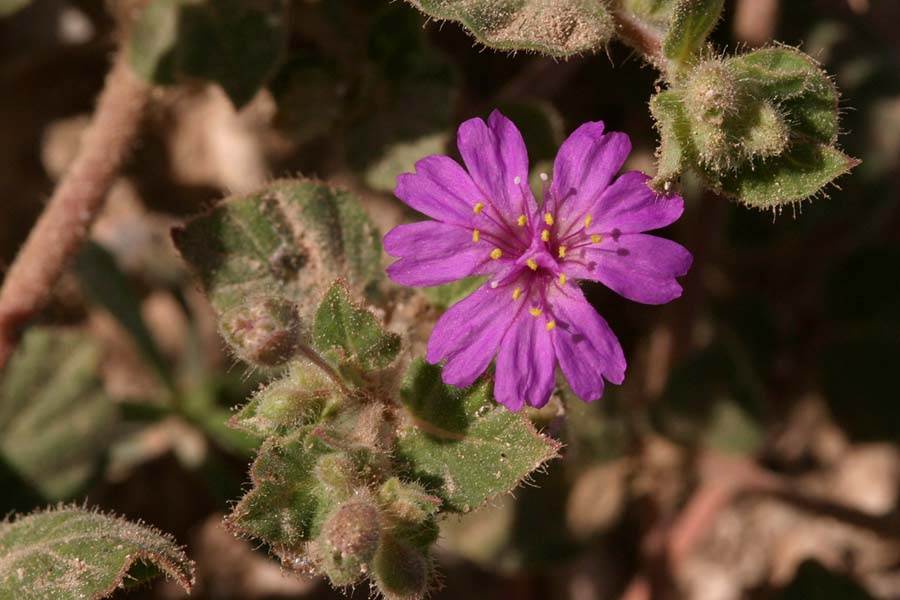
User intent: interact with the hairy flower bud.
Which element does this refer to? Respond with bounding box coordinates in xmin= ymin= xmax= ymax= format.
xmin=220 ymin=297 xmax=301 ymax=366
xmin=317 ymin=498 xmax=382 ymax=586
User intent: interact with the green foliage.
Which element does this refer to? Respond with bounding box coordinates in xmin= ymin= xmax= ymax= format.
xmin=404 ymin=0 xmax=616 ymax=57
xmin=662 ymin=0 xmax=724 ymax=76
xmin=0 ymin=329 xmax=115 ymax=503
xmin=172 ymin=178 xmax=382 ymax=321
xmin=423 ymin=276 xmax=486 ymax=310
xmin=129 ymin=0 xmax=287 ymax=107
xmin=314 ymin=281 xmax=401 ymax=378
xmin=396 ymin=359 xmax=560 ymax=512
xmin=0 ymin=506 xmax=193 ymax=600
xmin=652 ymin=47 xmax=858 ymax=207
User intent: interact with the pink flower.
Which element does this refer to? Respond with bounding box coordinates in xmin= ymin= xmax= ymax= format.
xmin=384 ymin=111 xmax=691 ymax=411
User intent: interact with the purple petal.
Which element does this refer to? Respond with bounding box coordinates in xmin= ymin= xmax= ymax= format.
xmin=567 ymin=233 xmax=693 ymax=305
xmin=591 ymin=171 xmax=684 ymax=233
xmin=457 ymin=110 xmax=534 ymax=219
xmin=427 ymin=283 xmax=518 ymax=388
xmin=551 ymin=122 xmax=631 ymax=229
xmin=494 ymin=310 xmax=557 ymax=411
xmin=384 ymin=221 xmax=500 ymax=286
xmin=395 ymin=155 xmax=486 ymax=226
xmin=550 ymin=287 xmax=626 ymax=402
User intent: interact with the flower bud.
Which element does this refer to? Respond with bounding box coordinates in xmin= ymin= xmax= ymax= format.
xmin=372 ymin=535 xmax=431 ymax=600
xmin=220 ymin=297 xmax=301 ymax=366
xmin=317 ymin=498 xmax=382 ymax=586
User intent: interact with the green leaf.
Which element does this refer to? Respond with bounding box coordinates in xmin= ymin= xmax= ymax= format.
xmin=702 ymin=141 xmax=859 ymax=208
xmin=662 ymin=0 xmax=724 ymax=74
xmin=172 ymin=178 xmax=382 ymax=318
xmin=313 ymin=281 xmax=401 ymax=375
xmin=128 ymin=0 xmax=287 ymax=107
xmin=0 ymin=506 xmax=193 ymax=600
xmin=404 ymin=0 xmax=615 ymax=57
xmin=0 ymin=328 xmax=116 ymax=502
xmin=230 ymin=359 xmax=336 ymax=437
xmin=650 ymin=90 xmax=693 ymax=189
xmin=395 ymin=360 xmax=560 ymax=513
xmin=227 ymin=427 xmax=339 ymax=552
xmin=74 ymin=242 xmax=175 ymax=391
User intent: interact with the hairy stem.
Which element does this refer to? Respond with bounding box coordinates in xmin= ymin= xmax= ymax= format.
xmin=0 ymin=51 xmax=150 ymax=369
xmin=611 ymin=3 xmax=667 ymax=72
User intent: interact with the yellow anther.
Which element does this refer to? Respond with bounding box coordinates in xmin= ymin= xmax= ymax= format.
xmin=558 ymin=245 xmax=567 ymax=258
xmin=559 ymin=273 xmax=567 ymax=286
xmin=584 ymin=214 xmax=593 ymax=228
xmin=546 ymin=320 xmax=557 ymax=331
xmin=473 ymin=202 xmax=485 ymax=214
xmin=512 ymin=287 xmax=522 ymax=300
xmin=472 ymin=229 xmax=480 ymax=243
xmin=544 ymin=212 xmax=555 ymax=226
xmin=490 ymin=248 xmax=502 ymax=260
xmin=517 ymin=214 xmax=527 ymax=227
xmin=591 ymin=234 xmax=603 ymax=244
xmin=526 ymin=258 xmax=538 ymax=271
xmin=541 ymin=230 xmax=550 ymax=242
xmin=529 ymin=307 xmax=542 ymax=317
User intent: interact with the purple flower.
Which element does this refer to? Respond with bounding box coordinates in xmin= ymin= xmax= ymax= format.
xmin=384 ymin=111 xmax=692 ymax=412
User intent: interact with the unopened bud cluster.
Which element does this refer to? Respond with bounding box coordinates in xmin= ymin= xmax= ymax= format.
xmin=220 ymin=297 xmax=302 ymax=366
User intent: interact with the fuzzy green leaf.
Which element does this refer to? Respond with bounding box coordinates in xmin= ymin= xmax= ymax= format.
xmin=0 ymin=329 xmax=115 ymax=502
xmin=0 ymin=506 xmax=193 ymax=600
xmin=702 ymin=141 xmax=858 ymax=208
xmin=423 ymin=276 xmax=486 ymax=310
xmin=405 ymin=0 xmax=615 ymax=57
xmin=128 ymin=0 xmax=287 ymax=107
xmin=230 ymin=359 xmax=336 ymax=437
xmin=396 ymin=360 xmax=560 ymax=513
xmin=662 ymin=0 xmax=724 ymax=73
xmin=313 ymin=281 xmax=401 ymax=375
xmin=172 ymin=179 xmax=382 ymax=318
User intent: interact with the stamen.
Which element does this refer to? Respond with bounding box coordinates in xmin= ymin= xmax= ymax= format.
xmin=541 ymin=230 xmax=550 ymax=242
xmin=490 ymin=248 xmax=502 ymax=259
xmin=558 ymin=273 xmax=567 ymax=286
xmin=472 ymin=229 xmax=480 ymax=243
xmin=584 ymin=215 xmax=593 ymax=228
xmin=473 ymin=202 xmax=485 ymax=214
xmin=513 ymin=176 xmax=521 ymax=185
xmin=529 ymin=307 xmax=542 ymax=317
xmin=545 ymin=320 xmax=557 ymax=331
xmin=490 ymin=281 xmax=498 ymax=288
xmin=539 ymin=172 xmax=548 ymax=182
xmin=526 ymin=258 xmax=538 ymax=271
xmin=544 ymin=212 xmax=554 ymax=226
xmin=517 ymin=214 xmax=527 ymax=227
xmin=558 ymin=245 xmax=567 ymax=258
xmin=512 ymin=287 xmax=522 ymax=300
xmin=591 ymin=234 xmax=602 ymax=244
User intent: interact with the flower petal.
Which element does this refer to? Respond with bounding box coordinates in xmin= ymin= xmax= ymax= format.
xmin=384 ymin=221 xmax=502 ymax=286
xmin=551 ymin=122 xmax=631 ymax=230
xmin=457 ymin=110 xmax=534 ymax=219
xmin=550 ymin=286 xmax=626 ymax=402
xmin=427 ymin=283 xmax=518 ymax=387
xmin=494 ymin=311 xmax=557 ymax=411
xmin=591 ymin=171 xmax=684 ymax=233
xmin=395 ymin=155 xmax=486 ymax=227
xmin=567 ymin=233 xmax=693 ymax=304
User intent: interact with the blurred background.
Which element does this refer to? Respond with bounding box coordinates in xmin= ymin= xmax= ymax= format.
xmin=1 ymin=0 xmax=899 ymax=598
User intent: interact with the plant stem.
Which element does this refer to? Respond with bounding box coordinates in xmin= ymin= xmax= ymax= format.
xmin=0 ymin=51 xmax=150 ymax=369
xmin=611 ymin=4 xmax=667 ymax=73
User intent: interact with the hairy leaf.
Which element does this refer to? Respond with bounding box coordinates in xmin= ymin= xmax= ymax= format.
xmin=0 ymin=506 xmax=193 ymax=600
xmin=0 ymin=329 xmax=115 ymax=502
xmin=396 ymin=360 xmax=560 ymax=512
xmin=129 ymin=0 xmax=287 ymax=107
xmin=662 ymin=0 xmax=724 ymax=74
xmin=404 ymin=0 xmax=615 ymax=57
xmin=172 ymin=179 xmax=382 ymax=318
xmin=314 ymin=281 xmax=401 ymax=376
